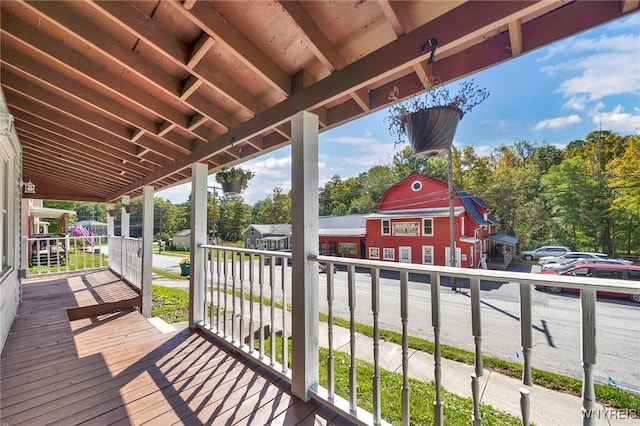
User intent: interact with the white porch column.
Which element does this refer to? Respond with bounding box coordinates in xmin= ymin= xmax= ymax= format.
xmin=121 ymin=195 xmax=130 ymax=237
xmin=189 ymin=162 xmax=208 ymax=328
xmin=106 ymin=203 xmax=115 ymax=236
xmin=291 ymin=110 xmax=319 ymax=400
xmin=141 ymin=186 xmax=154 ymax=318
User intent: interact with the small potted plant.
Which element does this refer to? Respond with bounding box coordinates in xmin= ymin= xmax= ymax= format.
xmin=386 ymin=79 xmax=489 ymax=158
xmin=215 ymin=166 xmax=255 ymax=194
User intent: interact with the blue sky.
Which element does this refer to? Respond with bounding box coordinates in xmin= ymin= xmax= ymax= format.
xmin=159 ymin=14 xmax=640 ymax=206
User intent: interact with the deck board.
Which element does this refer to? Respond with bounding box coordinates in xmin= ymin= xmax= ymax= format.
xmin=1 ymin=271 xmax=354 ymax=426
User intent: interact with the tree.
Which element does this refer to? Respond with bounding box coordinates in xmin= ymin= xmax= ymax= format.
xmin=607 ymin=135 xmax=640 ymax=255
xmin=215 ymin=195 xmax=252 ymax=242
xmin=252 ymin=187 xmax=292 ymax=224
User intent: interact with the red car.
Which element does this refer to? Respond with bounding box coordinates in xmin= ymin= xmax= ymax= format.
xmin=536 ymin=263 xmax=640 ymax=303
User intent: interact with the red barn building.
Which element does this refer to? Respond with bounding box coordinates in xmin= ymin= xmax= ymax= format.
xmin=364 ymin=173 xmax=516 ymax=268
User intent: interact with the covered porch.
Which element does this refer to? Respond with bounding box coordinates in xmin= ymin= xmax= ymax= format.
xmin=2 ymin=1 xmax=639 ymax=425
xmin=0 ymin=270 xmax=348 ymax=425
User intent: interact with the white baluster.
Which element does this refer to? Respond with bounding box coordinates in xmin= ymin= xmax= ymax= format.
xmin=327 ymin=260 xmax=335 ymax=402
xmin=519 ymin=282 xmax=533 ymax=385
xmin=400 ymin=270 xmax=410 ymax=426
xmin=432 ymin=273 xmax=443 ymax=426
xmin=371 ymin=267 xmax=381 ymax=425
xmin=348 ymin=264 xmax=357 ymax=415
xmin=581 ymin=288 xmax=597 ymax=425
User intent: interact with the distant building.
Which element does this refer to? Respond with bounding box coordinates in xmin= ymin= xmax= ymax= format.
xmin=364 ymin=173 xmax=515 ymax=268
xmin=319 ymin=214 xmax=366 ymax=259
xmin=242 ymin=224 xmax=292 ymax=251
xmin=76 ymin=220 xmax=108 ymax=236
xmin=242 ymin=173 xmax=517 ymax=268
xmin=172 ymin=229 xmax=191 ymax=251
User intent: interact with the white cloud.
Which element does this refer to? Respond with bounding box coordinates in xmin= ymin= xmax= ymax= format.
xmin=590 ymin=105 xmax=640 ymax=133
xmin=540 ymin=34 xmax=640 ymax=102
xmin=533 ymin=115 xmax=582 ymax=130
xmin=608 ymin=14 xmax=640 ymax=30
xmin=562 ymin=95 xmax=588 ymax=111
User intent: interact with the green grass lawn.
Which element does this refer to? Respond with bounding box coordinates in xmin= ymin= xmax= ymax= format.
xmin=261 ymin=337 xmax=520 ymax=425
xmin=151 ymin=285 xmax=189 ymax=323
xmin=28 ymin=252 xmax=107 ymax=275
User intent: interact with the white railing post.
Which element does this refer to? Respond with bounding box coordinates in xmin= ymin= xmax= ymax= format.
xmin=371 ymin=267 xmax=382 ymax=425
xmin=470 ymin=277 xmax=483 ymax=425
xmin=520 ymin=282 xmax=533 ymax=385
xmin=581 ymin=288 xmax=597 ymax=425
xmin=189 ymin=162 xmax=207 ymax=328
xmin=290 ymin=110 xmax=319 ymax=400
xmin=348 ymin=264 xmax=358 ymax=415
xmin=400 ymin=270 xmax=410 ymax=426
xmin=432 ymin=273 xmax=443 ymax=426
xmin=140 ymin=185 xmax=154 ymax=317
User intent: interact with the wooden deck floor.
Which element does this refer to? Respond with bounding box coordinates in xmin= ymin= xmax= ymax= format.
xmin=1 ymin=271 xmax=352 ymax=425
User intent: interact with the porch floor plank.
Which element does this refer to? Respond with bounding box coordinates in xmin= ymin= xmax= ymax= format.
xmin=1 ymin=271 xmax=354 ymax=426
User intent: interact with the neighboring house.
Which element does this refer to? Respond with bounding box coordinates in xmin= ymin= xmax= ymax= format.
xmin=318 ymin=214 xmax=366 ymax=259
xmin=76 ymin=220 xmax=108 ymax=237
xmin=364 ymin=173 xmax=516 ymax=268
xmin=242 ymin=224 xmax=292 ymax=251
xmin=172 ymin=229 xmax=191 ymax=251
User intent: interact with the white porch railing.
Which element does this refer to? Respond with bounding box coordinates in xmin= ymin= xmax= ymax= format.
xmin=108 ymin=236 xmax=142 ymax=289
xmin=194 ymin=244 xmax=639 ymax=426
xmin=24 ymin=235 xmax=108 ymax=276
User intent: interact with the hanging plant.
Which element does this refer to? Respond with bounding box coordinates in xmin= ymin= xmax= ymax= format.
xmin=385 ymin=42 xmax=489 ymax=159
xmin=214 ymin=166 xmax=255 ymax=194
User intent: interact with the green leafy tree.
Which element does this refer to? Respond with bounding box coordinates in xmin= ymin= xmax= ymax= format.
xmin=252 ymin=187 xmax=292 ymax=224
xmin=215 ymin=195 xmax=252 ymax=242
xmin=607 ymin=135 xmax=640 ymax=255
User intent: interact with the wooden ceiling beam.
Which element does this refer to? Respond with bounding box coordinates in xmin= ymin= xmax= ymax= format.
xmin=0 ymin=11 xmax=193 ymax=130
xmin=19 ymin=1 xmax=236 ymax=143
xmin=114 ymin=0 xmax=564 ymax=199
xmin=15 ymin=120 xmax=154 ymax=177
xmin=273 ymin=1 xmax=369 ymax=112
xmin=508 ymin=19 xmax=523 ymax=57
xmin=0 ymin=43 xmax=158 ymax=137
xmin=5 ymin=89 xmax=184 ymax=163
xmin=91 ymin=0 xmax=262 ymax=118
xmin=170 ymin=0 xmax=291 ymax=98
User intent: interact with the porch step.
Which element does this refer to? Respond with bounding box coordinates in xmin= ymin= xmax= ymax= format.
xmin=66 ymin=296 xmax=142 ymax=320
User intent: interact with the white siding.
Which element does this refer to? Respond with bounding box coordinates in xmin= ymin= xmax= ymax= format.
xmin=1 ymin=91 xmax=22 ymax=352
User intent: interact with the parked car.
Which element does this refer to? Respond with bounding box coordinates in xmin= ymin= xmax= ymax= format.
xmin=536 ymin=263 xmax=640 ymax=303
xmin=538 ymin=252 xmax=607 ymax=266
xmin=520 ymin=246 xmax=571 ymax=260
xmin=319 ymin=262 xmax=336 ymax=274
xmin=541 ymin=258 xmax=631 ymax=271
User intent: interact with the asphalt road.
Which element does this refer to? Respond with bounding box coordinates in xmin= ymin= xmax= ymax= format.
xmin=151 ymin=253 xmax=640 ymax=390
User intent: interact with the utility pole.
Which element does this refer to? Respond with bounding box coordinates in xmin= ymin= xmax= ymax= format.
xmin=448 ymin=146 xmax=457 ymax=291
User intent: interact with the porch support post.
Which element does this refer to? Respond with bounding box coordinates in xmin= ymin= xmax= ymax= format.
xmin=140 ymin=185 xmax=154 ymax=318
xmin=189 ymin=162 xmax=208 ymax=328
xmin=291 ymin=110 xmax=319 ymax=400
xmin=121 ymin=195 xmax=130 ymax=237
xmin=106 ymin=203 xmax=115 ymax=236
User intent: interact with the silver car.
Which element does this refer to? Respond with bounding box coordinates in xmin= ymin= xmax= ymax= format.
xmin=541 ymin=257 xmax=628 ymax=271
xmin=538 ymin=252 xmax=607 ymax=267
xmin=520 ymin=246 xmax=571 ymax=261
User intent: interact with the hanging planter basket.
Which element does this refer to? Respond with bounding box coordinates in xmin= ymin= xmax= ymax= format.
xmin=405 ymin=106 xmax=462 ymax=159
xmin=221 ymin=179 xmax=244 ymax=194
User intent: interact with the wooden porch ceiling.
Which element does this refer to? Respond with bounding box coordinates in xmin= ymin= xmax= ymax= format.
xmin=1 ymin=1 xmax=637 ymax=202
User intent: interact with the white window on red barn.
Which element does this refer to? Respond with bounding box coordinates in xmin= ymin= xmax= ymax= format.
xmin=423 ymin=218 xmax=433 ymax=236
xmin=381 ymin=219 xmax=390 ymax=235
xmin=422 ymin=246 xmax=434 ymax=264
